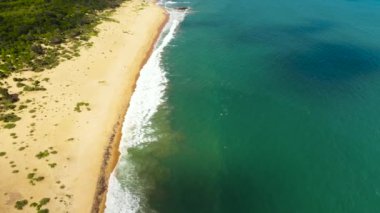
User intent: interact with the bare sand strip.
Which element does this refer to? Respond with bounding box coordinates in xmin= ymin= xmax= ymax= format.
xmin=0 ymin=1 xmax=167 ymax=212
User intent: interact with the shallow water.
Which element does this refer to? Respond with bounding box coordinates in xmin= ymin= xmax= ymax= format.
xmin=107 ymin=0 xmax=380 ymax=212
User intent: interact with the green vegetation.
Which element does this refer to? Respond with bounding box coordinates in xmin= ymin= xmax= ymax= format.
xmin=0 ymin=88 xmax=19 ymax=111
xmin=18 ymin=104 xmax=27 ymax=110
xmin=30 ymin=197 xmax=50 ymax=212
xmin=0 ymin=0 xmax=125 ymax=77
xmin=35 ymin=176 xmax=45 ymax=181
xmin=0 ymin=113 xmax=21 ymax=122
xmin=0 ymin=152 xmax=6 ymax=156
xmin=10 ymin=132 xmax=18 ymax=139
xmin=14 ymin=199 xmax=28 ymax=210
xmin=48 ymin=163 xmax=57 ymax=168
xmin=74 ymin=102 xmax=90 ymax=112
xmin=23 ymin=80 xmax=46 ymax=91
xmin=35 ymin=150 xmax=49 ymax=159
xmin=3 ymin=123 xmax=16 ymax=129
xmin=36 ymin=198 xmax=50 ymax=211
xmin=27 ymin=173 xmax=36 ymax=179
xmin=39 ymin=198 xmax=50 ymax=206
xmin=0 ymin=87 xmax=22 ymax=127
xmin=0 ymin=0 xmax=125 ymax=129
xmin=12 ymin=77 xmax=47 ymax=92
xmin=27 ymin=172 xmax=45 ymax=185
xmin=0 ymin=112 xmax=20 ymax=129
xmin=30 ymin=202 xmax=38 ymax=207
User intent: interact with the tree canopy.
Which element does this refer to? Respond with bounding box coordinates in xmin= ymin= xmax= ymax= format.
xmin=0 ymin=0 xmax=125 ymax=77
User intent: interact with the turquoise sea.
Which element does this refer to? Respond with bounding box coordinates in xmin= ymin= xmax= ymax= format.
xmin=106 ymin=0 xmax=380 ymax=212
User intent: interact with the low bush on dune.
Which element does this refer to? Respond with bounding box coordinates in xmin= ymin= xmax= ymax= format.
xmin=0 ymin=113 xmax=21 ymax=122
xmin=14 ymin=199 xmax=28 ymax=210
xmin=3 ymin=123 xmax=16 ymax=129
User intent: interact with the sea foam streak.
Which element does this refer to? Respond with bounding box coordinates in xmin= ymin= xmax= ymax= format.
xmin=164 ymin=1 xmax=191 ymax=5
xmin=105 ymin=7 xmax=187 ymax=213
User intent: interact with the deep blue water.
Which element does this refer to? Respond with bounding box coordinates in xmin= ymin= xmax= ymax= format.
xmin=111 ymin=0 xmax=380 ymax=212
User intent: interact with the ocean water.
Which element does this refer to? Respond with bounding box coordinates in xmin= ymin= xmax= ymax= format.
xmin=106 ymin=0 xmax=380 ymax=212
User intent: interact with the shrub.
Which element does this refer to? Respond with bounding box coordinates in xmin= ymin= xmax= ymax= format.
xmin=35 ymin=176 xmax=45 ymax=182
xmin=19 ymin=105 xmax=27 ymax=110
xmin=30 ymin=202 xmax=38 ymax=207
xmin=39 ymin=198 xmax=50 ymax=206
xmin=27 ymin=173 xmax=35 ymax=179
xmin=35 ymin=150 xmax=49 ymax=159
xmin=0 ymin=113 xmax=21 ymax=122
xmin=74 ymin=102 xmax=90 ymax=112
xmin=31 ymin=44 xmax=44 ymax=55
xmin=14 ymin=200 xmax=28 ymax=210
xmin=48 ymin=163 xmax=57 ymax=168
xmin=3 ymin=123 xmax=16 ymax=129
xmin=27 ymin=172 xmax=45 ymax=185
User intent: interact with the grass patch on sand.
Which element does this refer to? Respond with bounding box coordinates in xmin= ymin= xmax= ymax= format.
xmin=3 ymin=123 xmax=16 ymax=129
xmin=30 ymin=197 xmax=50 ymax=212
xmin=35 ymin=150 xmax=49 ymax=159
xmin=0 ymin=113 xmax=21 ymax=122
xmin=14 ymin=199 xmax=28 ymax=210
xmin=27 ymin=173 xmax=45 ymax=185
xmin=48 ymin=163 xmax=57 ymax=168
xmin=0 ymin=88 xmax=19 ymax=112
xmin=74 ymin=102 xmax=90 ymax=112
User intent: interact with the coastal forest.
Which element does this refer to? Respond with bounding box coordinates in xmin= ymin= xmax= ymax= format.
xmin=0 ymin=0 xmax=125 ymax=128
xmin=0 ymin=0 xmax=124 ymax=78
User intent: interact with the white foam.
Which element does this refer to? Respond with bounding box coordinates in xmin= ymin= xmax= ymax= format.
xmin=158 ymin=0 xmax=191 ymax=6
xmin=164 ymin=1 xmax=191 ymax=4
xmin=105 ymin=8 xmax=187 ymax=213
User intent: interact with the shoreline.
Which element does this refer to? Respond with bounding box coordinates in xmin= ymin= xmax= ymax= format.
xmin=92 ymin=12 xmax=169 ymax=213
xmin=0 ymin=1 xmax=168 ymax=212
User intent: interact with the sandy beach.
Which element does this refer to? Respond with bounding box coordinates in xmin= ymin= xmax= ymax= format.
xmin=0 ymin=0 xmax=167 ymax=212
